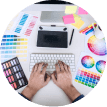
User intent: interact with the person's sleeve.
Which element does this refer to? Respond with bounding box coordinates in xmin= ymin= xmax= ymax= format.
xmin=72 ymin=94 xmax=84 ymax=103
xmin=19 ymin=93 xmax=30 ymax=101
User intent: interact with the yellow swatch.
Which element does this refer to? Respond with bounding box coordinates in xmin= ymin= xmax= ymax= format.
xmin=73 ymin=14 xmax=81 ymax=23
xmin=17 ymin=46 xmax=20 ymax=49
xmin=20 ymin=42 xmax=24 ymax=45
xmin=20 ymin=50 xmax=23 ymax=53
xmin=24 ymin=38 xmax=28 ymax=41
xmin=24 ymin=42 xmax=28 ymax=45
xmin=24 ymin=46 xmax=27 ymax=49
xmin=71 ymin=20 xmax=84 ymax=29
xmin=24 ymin=50 xmax=27 ymax=53
xmin=65 ymin=6 xmax=77 ymax=14
xmin=20 ymin=46 xmax=24 ymax=49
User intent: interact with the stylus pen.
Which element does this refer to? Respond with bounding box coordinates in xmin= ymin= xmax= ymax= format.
xmin=69 ymin=29 xmax=74 ymax=45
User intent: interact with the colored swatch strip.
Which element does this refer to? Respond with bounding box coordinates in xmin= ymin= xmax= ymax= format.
xmin=25 ymin=16 xmax=38 ymax=36
xmin=79 ymin=23 xmax=97 ymax=35
xmin=0 ymin=35 xmax=28 ymax=62
xmin=75 ymin=68 xmax=102 ymax=88
xmin=15 ymin=14 xmax=29 ymax=33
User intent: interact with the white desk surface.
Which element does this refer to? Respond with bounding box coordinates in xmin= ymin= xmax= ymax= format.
xmin=14 ymin=4 xmax=96 ymax=106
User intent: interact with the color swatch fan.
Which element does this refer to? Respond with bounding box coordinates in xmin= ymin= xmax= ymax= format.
xmin=81 ymin=56 xmax=95 ymax=68
xmin=87 ymin=35 xmax=107 ymax=56
xmin=96 ymin=60 xmax=106 ymax=73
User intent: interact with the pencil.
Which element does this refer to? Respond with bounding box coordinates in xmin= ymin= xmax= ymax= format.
xmin=69 ymin=29 xmax=74 ymax=45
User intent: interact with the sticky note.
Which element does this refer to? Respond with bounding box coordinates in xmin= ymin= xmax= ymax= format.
xmin=73 ymin=14 xmax=81 ymax=23
xmin=78 ymin=7 xmax=88 ymax=15
xmin=65 ymin=6 xmax=77 ymax=14
xmin=71 ymin=20 xmax=84 ymax=29
xmin=63 ymin=14 xmax=75 ymax=24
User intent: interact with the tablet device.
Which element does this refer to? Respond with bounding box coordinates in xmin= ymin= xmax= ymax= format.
xmin=37 ymin=26 xmax=68 ymax=48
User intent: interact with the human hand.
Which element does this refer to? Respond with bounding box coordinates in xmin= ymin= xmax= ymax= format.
xmin=51 ymin=60 xmax=72 ymax=91
xmin=51 ymin=60 xmax=80 ymax=102
xmin=21 ymin=62 xmax=50 ymax=100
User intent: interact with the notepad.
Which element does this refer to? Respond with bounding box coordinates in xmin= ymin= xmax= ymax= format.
xmin=63 ymin=14 xmax=75 ymax=24
xmin=65 ymin=6 xmax=77 ymax=14
xmin=78 ymin=7 xmax=88 ymax=15
xmin=73 ymin=14 xmax=81 ymax=23
xmin=71 ymin=20 xmax=84 ymax=29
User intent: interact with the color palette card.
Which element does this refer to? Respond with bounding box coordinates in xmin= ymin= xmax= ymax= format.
xmin=85 ymin=34 xmax=107 ymax=56
xmin=0 ymin=35 xmax=28 ymax=63
xmin=76 ymin=52 xmax=106 ymax=75
xmin=74 ymin=68 xmax=102 ymax=88
xmin=6 ymin=12 xmax=38 ymax=37
xmin=1 ymin=57 xmax=28 ymax=90
xmin=74 ymin=51 xmax=106 ymax=89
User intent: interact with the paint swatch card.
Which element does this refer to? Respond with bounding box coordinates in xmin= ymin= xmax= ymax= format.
xmin=1 ymin=57 xmax=28 ymax=90
xmin=74 ymin=52 xmax=106 ymax=89
xmin=6 ymin=12 xmax=38 ymax=37
xmin=0 ymin=35 xmax=28 ymax=63
xmin=85 ymin=34 xmax=107 ymax=56
xmin=76 ymin=52 xmax=106 ymax=74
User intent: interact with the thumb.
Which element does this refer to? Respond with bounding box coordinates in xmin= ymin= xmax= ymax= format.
xmin=51 ymin=73 xmax=57 ymax=84
xmin=44 ymin=75 xmax=50 ymax=85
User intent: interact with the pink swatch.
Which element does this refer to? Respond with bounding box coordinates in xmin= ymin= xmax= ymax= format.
xmin=63 ymin=14 xmax=75 ymax=24
xmin=25 ymin=16 xmax=38 ymax=36
xmin=78 ymin=7 xmax=88 ymax=15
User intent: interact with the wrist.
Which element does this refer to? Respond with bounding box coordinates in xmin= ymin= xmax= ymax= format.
xmin=21 ymin=86 xmax=38 ymax=100
xmin=63 ymin=85 xmax=81 ymax=102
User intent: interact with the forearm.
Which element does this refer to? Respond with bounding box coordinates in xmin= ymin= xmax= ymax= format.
xmin=21 ymin=86 xmax=38 ymax=100
xmin=63 ymin=85 xmax=81 ymax=102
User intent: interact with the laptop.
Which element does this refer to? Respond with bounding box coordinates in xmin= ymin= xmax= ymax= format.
xmin=40 ymin=11 xmax=66 ymax=23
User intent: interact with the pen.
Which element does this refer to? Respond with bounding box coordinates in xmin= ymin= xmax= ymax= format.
xmin=69 ymin=29 xmax=74 ymax=45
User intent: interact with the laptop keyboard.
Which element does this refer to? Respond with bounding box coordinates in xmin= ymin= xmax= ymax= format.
xmin=29 ymin=53 xmax=76 ymax=73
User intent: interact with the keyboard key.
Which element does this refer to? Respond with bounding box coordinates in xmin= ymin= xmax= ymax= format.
xmin=31 ymin=57 xmax=33 ymax=59
xmin=54 ymin=55 xmax=56 ymax=57
xmin=31 ymin=54 xmax=35 ymax=57
xmin=31 ymin=60 xmax=34 ymax=62
xmin=30 ymin=63 xmax=35 ymax=66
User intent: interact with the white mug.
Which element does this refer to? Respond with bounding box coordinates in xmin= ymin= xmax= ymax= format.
xmin=92 ymin=23 xmax=104 ymax=39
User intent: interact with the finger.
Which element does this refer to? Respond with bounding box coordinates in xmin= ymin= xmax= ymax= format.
xmin=67 ymin=65 xmax=71 ymax=74
xmin=62 ymin=62 xmax=68 ymax=72
xmin=37 ymin=62 xmax=44 ymax=73
xmin=42 ymin=63 xmax=48 ymax=75
xmin=44 ymin=76 xmax=50 ymax=86
xmin=58 ymin=60 xmax=64 ymax=71
xmin=51 ymin=73 xmax=57 ymax=84
xmin=30 ymin=64 xmax=36 ymax=77
xmin=55 ymin=63 xmax=60 ymax=73
xmin=34 ymin=63 xmax=39 ymax=72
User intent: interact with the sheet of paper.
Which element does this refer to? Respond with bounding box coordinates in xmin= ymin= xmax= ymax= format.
xmin=73 ymin=14 xmax=81 ymax=23
xmin=65 ymin=6 xmax=77 ymax=14
xmin=63 ymin=14 xmax=75 ymax=24
xmin=76 ymin=51 xmax=106 ymax=74
xmin=6 ymin=12 xmax=38 ymax=37
xmin=78 ymin=7 xmax=88 ymax=15
xmin=84 ymin=32 xmax=107 ymax=56
xmin=71 ymin=20 xmax=84 ymax=29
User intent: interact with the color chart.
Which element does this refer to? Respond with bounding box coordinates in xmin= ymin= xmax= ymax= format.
xmin=96 ymin=60 xmax=106 ymax=73
xmin=0 ymin=35 xmax=28 ymax=63
xmin=76 ymin=52 xmax=106 ymax=75
xmin=6 ymin=12 xmax=38 ymax=37
xmin=75 ymin=68 xmax=102 ymax=88
xmin=81 ymin=56 xmax=95 ymax=68
xmin=87 ymin=35 xmax=107 ymax=56
xmin=85 ymin=34 xmax=107 ymax=57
